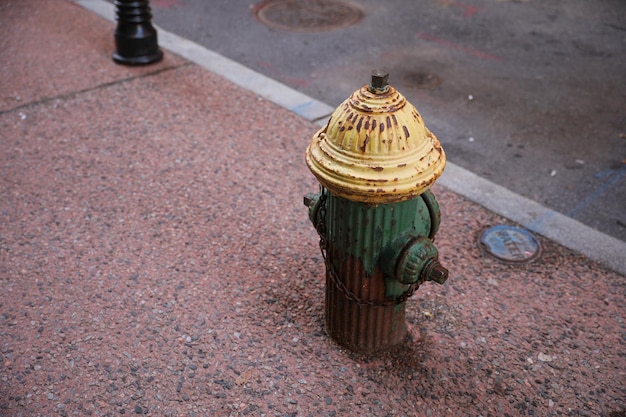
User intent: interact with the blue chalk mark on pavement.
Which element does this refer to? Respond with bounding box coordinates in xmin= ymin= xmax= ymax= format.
xmin=567 ymin=165 xmax=626 ymax=218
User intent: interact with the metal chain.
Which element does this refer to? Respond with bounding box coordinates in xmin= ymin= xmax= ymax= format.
xmin=315 ymin=188 xmax=419 ymax=307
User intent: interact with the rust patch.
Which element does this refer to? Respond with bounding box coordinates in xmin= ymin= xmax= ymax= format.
xmin=360 ymin=135 xmax=370 ymax=152
xmin=325 ymin=245 xmax=407 ymax=353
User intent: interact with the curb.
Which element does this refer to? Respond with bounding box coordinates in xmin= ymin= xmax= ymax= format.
xmin=73 ymin=0 xmax=626 ymax=276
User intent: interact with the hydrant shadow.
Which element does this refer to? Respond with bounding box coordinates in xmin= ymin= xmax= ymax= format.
xmin=332 ymin=328 xmax=448 ymax=404
xmin=244 ymin=256 xmax=455 ymax=406
xmin=339 ymin=324 xmax=433 ymax=372
xmin=246 ymin=251 xmax=327 ymax=340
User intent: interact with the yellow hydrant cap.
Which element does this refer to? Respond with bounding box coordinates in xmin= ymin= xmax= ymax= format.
xmin=305 ymin=70 xmax=446 ymax=204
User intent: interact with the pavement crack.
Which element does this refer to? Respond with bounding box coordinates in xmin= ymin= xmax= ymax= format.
xmin=0 ymin=62 xmax=192 ymax=116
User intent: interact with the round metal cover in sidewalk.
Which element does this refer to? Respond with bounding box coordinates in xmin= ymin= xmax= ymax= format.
xmin=478 ymin=225 xmax=541 ymax=263
xmin=254 ymin=0 xmax=363 ymax=32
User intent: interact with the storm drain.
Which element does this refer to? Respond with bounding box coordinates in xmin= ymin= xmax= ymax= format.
xmin=478 ymin=225 xmax=541 ymax=263
xmin=254 ymin=0 xmax=363 ymax=32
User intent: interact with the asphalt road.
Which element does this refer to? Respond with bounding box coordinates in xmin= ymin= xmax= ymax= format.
xmin=147 ymin=0 xmax=625 ymax=241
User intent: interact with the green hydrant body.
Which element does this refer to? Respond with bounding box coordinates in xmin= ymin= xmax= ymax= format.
xmin=304 ymin=71 xmax=448 ymax=353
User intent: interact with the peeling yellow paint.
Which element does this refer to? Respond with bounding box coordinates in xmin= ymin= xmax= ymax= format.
xmin=305 ymin=83 xmax=446 ymax=204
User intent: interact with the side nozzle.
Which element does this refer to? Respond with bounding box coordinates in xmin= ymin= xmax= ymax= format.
xmin=304 ymin=192 xmax=323 ymax=235
xmin=381 ymin=234 xmax=448 ymax=286
xmin=303 ymin=193 xmax=318 ymax=209
xmin=422 ymin=260 xmax=449 ymax=285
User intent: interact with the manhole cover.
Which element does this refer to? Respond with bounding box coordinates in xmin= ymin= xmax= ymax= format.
xmin=404 ymin=72 xmax=443 ymax=89
xmin=255 ymin=0 xmax=363 ymax=32
xmin=478 ymin=225 xmax=541 ymax=263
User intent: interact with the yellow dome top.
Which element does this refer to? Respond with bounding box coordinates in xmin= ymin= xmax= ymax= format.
xmin=305 ymin=72 xmax=446 ymax=204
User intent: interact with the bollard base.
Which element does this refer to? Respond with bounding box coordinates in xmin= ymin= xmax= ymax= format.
xmin=112 ymin=0 xmax=163 ymax=66
xmin=112 ymin=49 xmax=163 ymax=66
xmin=112 ymin=29 xmax=163 ymax=65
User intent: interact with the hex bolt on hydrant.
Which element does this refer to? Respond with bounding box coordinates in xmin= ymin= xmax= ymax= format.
xmin=304 ymin=70 xmax=449 ymax=353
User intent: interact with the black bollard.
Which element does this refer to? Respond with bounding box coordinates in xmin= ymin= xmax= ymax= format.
xmin=112 ymin=0 xmax=163 ymax=65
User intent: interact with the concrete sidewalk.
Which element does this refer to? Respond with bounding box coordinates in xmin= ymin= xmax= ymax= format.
xmin=0 ymin=1 xmax=624 ymax=416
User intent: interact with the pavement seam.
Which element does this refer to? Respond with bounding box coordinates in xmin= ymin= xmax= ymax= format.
xmin=0 ymin=64 xmax=191 ymax=117
xmin=71 ymin=0 xmax=626 ymax=276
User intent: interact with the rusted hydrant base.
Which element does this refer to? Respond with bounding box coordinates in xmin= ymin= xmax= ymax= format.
xmin=326 ymin=277 xmax=408 ymax=353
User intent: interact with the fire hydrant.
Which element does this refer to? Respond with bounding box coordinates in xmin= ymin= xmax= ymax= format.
xmin=304 ymin=70 xmax=448 ymax=353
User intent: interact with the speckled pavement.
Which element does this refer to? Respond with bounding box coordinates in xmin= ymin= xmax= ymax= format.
xmin=0 ymin=1 xmax=624 ymax=416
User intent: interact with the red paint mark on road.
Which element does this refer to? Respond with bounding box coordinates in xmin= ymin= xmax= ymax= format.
xmin=151 ymin=0 xmax=183 ymax=9
xmin=256 ymin=60 xmax=311 ymax=88
xmin=437 ymin=0 xmax=481 ymax=18
xmin=256 ymin=60 xmax=274 ymax=70
xmin=449 ymin=2 xmax=481 ymax=18
xmin=417 ymin=32 xmax=503 ymax=61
